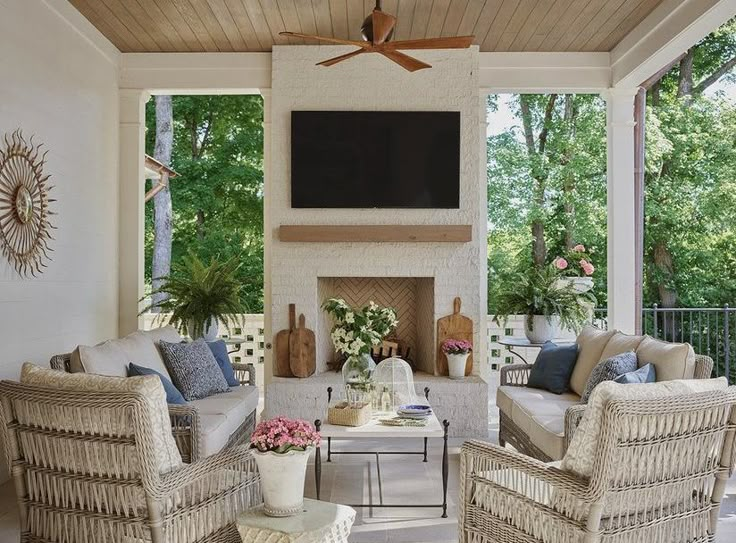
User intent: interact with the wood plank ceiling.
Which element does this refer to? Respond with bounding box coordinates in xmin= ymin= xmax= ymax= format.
xmin=68 ymin=0 xmax=665 ymax=53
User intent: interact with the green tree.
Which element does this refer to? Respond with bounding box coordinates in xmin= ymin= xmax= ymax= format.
xmin=145 ymin=95 xmax=264 ymax=312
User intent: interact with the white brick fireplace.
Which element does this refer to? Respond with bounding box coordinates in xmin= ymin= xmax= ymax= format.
xmin=264 ymin=45 xmax=489 ymax=437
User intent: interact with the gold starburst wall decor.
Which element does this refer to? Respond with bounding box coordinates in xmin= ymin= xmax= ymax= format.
xmin=0 ymin=130 xmax=55 ymax=277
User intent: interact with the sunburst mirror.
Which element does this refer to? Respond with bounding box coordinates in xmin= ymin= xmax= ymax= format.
xmin=0 ymin=130 xmax=55 ymax=277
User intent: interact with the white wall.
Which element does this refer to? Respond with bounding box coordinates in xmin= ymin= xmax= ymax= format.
xmin=0 ymin=0 xmax=120 ymax=481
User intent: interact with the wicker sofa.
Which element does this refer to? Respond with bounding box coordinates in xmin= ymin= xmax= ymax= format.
xmin=497 ymin=326 xmax=714 ymax=462
xmin=50 ymin=325 xmax=258 ymax=463
xmin=0 ymin=364 xmax=261 ymax=543
xmin=461 ymin=379 xmax=736 ymax=543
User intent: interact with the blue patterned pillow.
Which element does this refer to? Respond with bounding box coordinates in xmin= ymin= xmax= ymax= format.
xmin=160 ymin=339 xmax=230 ymax=401
xmin=614 ymin=363 xmax=656 ymax=384
xmin=127 ymin=363 xmax=186 ymax=405
xmin=207 ymin=340 xmax=240 ymax=387
xmin=581 ymin=351 xmax=638 ymax=403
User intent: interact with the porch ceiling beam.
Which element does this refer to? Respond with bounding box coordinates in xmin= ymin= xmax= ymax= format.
xmin=478 ymin=53 xmax=611 ymax=93
xmin=119 ymin=53 xmax=271 ymax=94
xmin=611 ymin=0 xmax=736 ymax=89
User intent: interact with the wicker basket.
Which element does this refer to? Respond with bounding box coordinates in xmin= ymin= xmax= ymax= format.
xmin=327 ymin=401 xmax=372 ymax=427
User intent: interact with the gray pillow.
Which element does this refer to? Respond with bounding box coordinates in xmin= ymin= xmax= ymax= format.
xmin=160 ymin=339 xmax=230 ymax=401
xmin=613 ymin=363 xmax=656 ymax=384
xmin=581 ymin=351 xmax=638 ymax=403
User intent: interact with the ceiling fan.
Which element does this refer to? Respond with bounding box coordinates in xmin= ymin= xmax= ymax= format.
xmin=279 ymin=0 xmax=474 ymax=72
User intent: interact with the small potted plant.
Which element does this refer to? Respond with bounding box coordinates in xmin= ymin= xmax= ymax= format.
xmin=140 ymin=253 xmax=247 ymax=341
xmin=494 ymin=265 xmax=594 ymax=343
xmin=441 ymin=339 xmax=472 ymax=380
xmin=250 ymin=416 xmax=321 ymax=517
xmin=322 ymin=298 xmax=398 ymax=395
xmin=552 ymin=243 xmax=596 ymax=293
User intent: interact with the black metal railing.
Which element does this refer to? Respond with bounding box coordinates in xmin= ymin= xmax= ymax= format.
xmin=593 ymin=306 xmax=735 ymax=383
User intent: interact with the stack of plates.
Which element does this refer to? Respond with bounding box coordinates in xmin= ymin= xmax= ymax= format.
xmin=397 ymin=404 xmax=432 ymax=420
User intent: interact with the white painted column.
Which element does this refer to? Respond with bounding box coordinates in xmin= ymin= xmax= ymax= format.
xmin=118 ymin=89 xmax=149 ymax=336
xmin=604 ymin=88 xmax=639 ymax=334
xmin=479 ymin=90 xmax=490 ymax=381
xmin=260 ymin=88 xmax=273 ymax=387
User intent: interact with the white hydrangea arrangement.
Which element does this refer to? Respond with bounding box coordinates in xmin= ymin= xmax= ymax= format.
xmin=322 ymin=298 xmax=399 ymax=356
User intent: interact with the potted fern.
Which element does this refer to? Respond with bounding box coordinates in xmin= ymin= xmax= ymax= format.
xmin=493 ymin=265 xmax=594 ymax=343
xmin=141 ymin=253 xmax=247 ymax=341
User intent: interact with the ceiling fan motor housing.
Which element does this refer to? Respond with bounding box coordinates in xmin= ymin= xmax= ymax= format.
xmin=361 ymin=14 xmax=394 ymax=43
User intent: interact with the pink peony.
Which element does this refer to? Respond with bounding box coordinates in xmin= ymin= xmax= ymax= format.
xmin=573 ymin=244 xmax=586 ymax=252
xmin=553 ymin=257 xmax=569 ymax=270
xmin=580 ymin=259 xmax=595 ymax=276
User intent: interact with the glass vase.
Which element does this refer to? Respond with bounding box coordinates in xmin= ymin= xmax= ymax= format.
xmin=341 ymin=353 xmax=376 ymax=398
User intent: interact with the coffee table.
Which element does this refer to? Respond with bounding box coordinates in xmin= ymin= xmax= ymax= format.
xmin=314 ymin=387 xmax=450 ymax=518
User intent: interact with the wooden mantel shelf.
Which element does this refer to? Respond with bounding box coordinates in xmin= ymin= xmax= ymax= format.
xmin=279 ymin=225 xmax=472 ymax=243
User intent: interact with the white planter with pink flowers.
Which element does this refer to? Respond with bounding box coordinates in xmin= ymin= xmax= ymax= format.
xmin=447 ymin=353 xmax=470 ymax=380
xmin=250 ymin=417 xmax=321 ymax=517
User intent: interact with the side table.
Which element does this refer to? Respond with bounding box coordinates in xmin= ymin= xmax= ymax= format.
xmin=237 ymin=498 xmax=356 ymax=543
xmin=498 ymin=336 xmax=575 ymax=364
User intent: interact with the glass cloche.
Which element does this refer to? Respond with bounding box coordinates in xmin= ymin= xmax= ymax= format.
xmin=373 ymin=357 xmax=420 ymax=411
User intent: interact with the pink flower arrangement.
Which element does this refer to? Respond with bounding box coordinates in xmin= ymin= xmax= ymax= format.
xmin=580 ymin=259 xmax=595 ymax=276
xmin=552 ymin=243 xmax=595 ymax=277
xmin=250 ymin=416 xmax=321 ymax=453
xmin=442 ymin=339 xmax=472 ymax=355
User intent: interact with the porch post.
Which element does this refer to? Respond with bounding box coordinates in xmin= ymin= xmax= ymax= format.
xmin=603 ymin=88 xmax=639 ymax=334
xmin=118 ymin=89 xmax=149 ymax=336
xmin=260 ymin=88 xmax=272 ymax=387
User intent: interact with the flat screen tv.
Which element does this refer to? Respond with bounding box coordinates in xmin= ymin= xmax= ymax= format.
xmin=291 ymin=111 xmax=460 ymax=208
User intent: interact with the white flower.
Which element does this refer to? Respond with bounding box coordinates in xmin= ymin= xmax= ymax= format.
xmin=345 ymin=312 xmax=355 ymax=324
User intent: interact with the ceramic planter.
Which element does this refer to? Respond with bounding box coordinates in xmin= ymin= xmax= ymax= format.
xmin=554 ymin=276 xmax=594 ymax=293
xmin=252 ymin=448 xmax=311 ymax=517
xmin=447 ymin=353 xmax=470 ymax=380
xmin=524 ymin=315 xmax=560 ymax=344
xmin=188 ymin=317 xmax=219 ymax=341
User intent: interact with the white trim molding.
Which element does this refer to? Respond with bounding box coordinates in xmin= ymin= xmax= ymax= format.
xmin=120 ymin=53 xmax=271 ymax=93
xmin=479 ymin=52 xmax=611 ymax=93
xmin=611 ymin=0 xmax=736 ymax=88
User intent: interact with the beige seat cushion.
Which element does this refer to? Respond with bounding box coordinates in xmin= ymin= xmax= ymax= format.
xmin=569 ymin=326 xmax=616 ymax=396
xmin=598 ymin=331 xmax=644 ymax=360
xmin=497 ymin=386 xmax=580 ymax=460
xmin=20 ymin=363 xmax=182 ymax=473
xmin=198 ymin=414 xmax=230 ymax=457
xmin=562 ymin=377 xmax=728 ymax=478
xmin=636 ymin=336 xmax=696 ymax=381
xmin=190 ymin=385 xmax=259 ymax=457
xmin=72 ymin=330 xmax=171 ymax=379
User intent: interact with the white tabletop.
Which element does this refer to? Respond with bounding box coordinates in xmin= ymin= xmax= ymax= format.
xmin=498 ymin=336 xmax=576 ymax=348
xmin=237 ymin=498 xmax=355 ymax=543
xmin=319 ymin=411 xmax=445 ymax=439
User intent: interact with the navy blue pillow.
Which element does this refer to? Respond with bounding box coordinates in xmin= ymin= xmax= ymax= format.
xmin=128 ymin=363 xmax=186 ymax=405
xmin=207 ymin=340 xmax=240 ymax=387
xmin=613 ymin=363 xmax=656 ymax=384
xmin=527 ymin=342 xmax=579 ymax=395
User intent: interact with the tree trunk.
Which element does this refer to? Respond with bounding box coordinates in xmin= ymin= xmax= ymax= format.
xmin=151 ymin=95 xmax=174 ymax=312
xmin=562 ymin=95 xmax=576 ymax=249
xmin=677 ymin=49 xmax=694 ymax=99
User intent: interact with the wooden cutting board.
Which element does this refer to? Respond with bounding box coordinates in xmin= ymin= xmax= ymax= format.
xmin=436 ymin=297 xmax=474 ymax=376
xmin=273 ymin=304 xmax=295 ymax=377
xmin=289 ymin=313 xmax=316 ymax=378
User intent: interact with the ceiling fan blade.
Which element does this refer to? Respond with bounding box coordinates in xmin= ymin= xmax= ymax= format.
xmin=379 ymin=50 xmax=431 ymax=72
xmin=279 ymin=32 xmax=369 ymax=48
xmin=386 ymin=36 xmax=475 ymax=50
xmin=371 ymin=10 xmax=396 ymax=45
xmin=317 ymin=49 xmax=366 ymax=67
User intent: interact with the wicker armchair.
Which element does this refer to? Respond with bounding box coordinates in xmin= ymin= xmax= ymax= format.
xmin=0 ymin=379 xmax=262 ymax=543
xmin=498 ymin=354 xmax=715 ymax=461
xmin=50 ymin=353 xmax=257 ymax=463
xmin=461 ymin=386 xmax=736 ymax=543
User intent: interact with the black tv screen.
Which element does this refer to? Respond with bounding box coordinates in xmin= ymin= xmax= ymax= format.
xmin=291 ymin=111 xmax=460 ymax=208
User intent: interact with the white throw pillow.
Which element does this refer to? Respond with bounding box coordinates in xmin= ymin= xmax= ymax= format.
xmin=569 ymin=326 xmax=616 ymax=396
xmin=636 ymin=335 xmax=695 ymax=381
xmin=74 ymin=332 xmax=165 ymax=378
xmin=20 ymin=362 xmax=182 ymax=474
xmin=562 ymin=377 xmax=728 ymax=478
